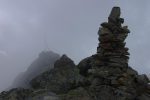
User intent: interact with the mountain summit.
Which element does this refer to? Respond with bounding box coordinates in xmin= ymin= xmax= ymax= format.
xmin=0 ymin=7 xmax=150 ymax=100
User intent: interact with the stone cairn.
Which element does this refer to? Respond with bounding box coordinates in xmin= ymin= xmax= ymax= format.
xmin=97 ymin=7 xmax=130 ymax=68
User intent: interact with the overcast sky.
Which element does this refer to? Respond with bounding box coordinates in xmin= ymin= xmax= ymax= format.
xmin=0 ymin=0 xmax=150 ymax=91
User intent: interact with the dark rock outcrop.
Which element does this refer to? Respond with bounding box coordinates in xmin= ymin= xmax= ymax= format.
xmin=30 ymin=55 xmax=82 ymax=94
xmin=0 ymin=88 xmax=32 ymax=100
xmin=0 ymin=6 xmax=150 ymax=100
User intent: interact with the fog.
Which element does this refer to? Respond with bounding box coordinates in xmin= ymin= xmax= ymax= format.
xmin=0 ymin=0 xmax=150 ymax=91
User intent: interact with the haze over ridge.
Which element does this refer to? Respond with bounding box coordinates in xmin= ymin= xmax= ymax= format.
xmin=0 ymin=0 xmax=149 ymax=91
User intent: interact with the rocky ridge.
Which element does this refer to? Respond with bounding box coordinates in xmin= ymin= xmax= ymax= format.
xmin=11 ymin=51 xmax=60 ymax=89
xmin=0 ymin=7 xmax=150 ymax=100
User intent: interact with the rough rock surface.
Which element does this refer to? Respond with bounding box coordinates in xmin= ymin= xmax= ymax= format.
xmin=30 ymin=55 xmax=82 ymax=94
xmin=0 ymin=7 xmax=150 ymax=100
xmin=0 ymin=88 xmax=32 ymax=100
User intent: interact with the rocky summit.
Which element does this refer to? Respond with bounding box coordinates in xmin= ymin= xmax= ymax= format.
xmin=0 ymin=7 xmax=150 ymax=100
xmin=11 ymin=51 xmax=60 ymax=89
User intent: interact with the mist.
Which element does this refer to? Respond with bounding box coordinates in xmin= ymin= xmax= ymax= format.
xmin=0 ymin=0 xmax=150 ymax=92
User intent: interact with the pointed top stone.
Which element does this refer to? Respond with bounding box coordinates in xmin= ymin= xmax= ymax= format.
xmin=109 ymin=7 xmax=121 ymax=19
xmin=108 ymin=7 xmax=124 ymax=26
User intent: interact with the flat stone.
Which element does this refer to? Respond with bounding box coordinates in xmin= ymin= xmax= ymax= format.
xmin=98 ymin=27 xmax=112 ymax=36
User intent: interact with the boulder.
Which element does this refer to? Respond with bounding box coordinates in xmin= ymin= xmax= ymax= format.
xmin=60 ymin=87 xmax=93 ymax=100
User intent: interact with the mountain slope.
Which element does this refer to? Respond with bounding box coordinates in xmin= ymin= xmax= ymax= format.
xmin=0 ymin=7 xmax=150 ymax=100
xmin=11 ymin=51 xmax=60 ymax=88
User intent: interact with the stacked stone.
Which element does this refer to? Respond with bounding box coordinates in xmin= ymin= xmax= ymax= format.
xmin=97 ymin=7 xmax=130 ymax=68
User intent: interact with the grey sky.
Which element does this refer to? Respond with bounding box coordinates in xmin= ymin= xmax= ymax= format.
xmin=0 ymin=0 xmax=150 ymax=91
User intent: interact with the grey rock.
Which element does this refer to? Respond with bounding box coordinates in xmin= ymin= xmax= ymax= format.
xmin=137 ymin=74 xmax=149 ymax=84
xmin=90 ymin=85 xmax=134 ymax=100
xmin=78 ymin=56 xmax=93 ymax=76
xmin=126 ymin=67 xmax=138 ymax=76
xmin=30 ymin=55 xmax=81 ymax=94
xmin=28 ymin=90 xmax=60 ymax=100
xmin=0 ymin=88 xmax=32 ymax=100
xmin=98 ymin=27 xmax=112 ymax=36
xmin=108 ymin=7 xmax=121 ymax=23
xmin=60 ymin=87 xmax=93 ymax=100
xmin=136 ymin=94 xmax=150 ymax=100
